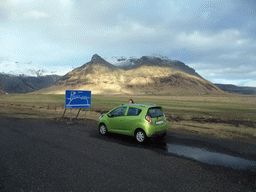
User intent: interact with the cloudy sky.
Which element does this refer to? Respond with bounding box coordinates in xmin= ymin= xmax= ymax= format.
xmin=0 ymin=0 xmax=255 ymax=86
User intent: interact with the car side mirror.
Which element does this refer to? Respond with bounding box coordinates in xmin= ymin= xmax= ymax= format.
xmin=107 ymin=113 xmax=113 ymax=117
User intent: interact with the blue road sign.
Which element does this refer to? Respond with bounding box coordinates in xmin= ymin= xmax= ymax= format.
xmin=65 ymin=90 xmax=91 ymax=109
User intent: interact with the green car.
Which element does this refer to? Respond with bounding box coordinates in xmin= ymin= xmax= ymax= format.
xmin=98 ymin=103 xmax=167 ymax=143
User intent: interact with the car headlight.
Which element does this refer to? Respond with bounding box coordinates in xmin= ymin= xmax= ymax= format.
xmin=99 ymin=114 xmax=104 ymax=120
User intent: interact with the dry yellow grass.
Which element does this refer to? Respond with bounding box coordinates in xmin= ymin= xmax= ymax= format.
xmin=0 ymin=94 xmax=255 ymax=144
xmin=169 ymin=121 xmax=256 ymax=144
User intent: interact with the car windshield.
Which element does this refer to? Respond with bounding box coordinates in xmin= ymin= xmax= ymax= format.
xmin=147 ymin=107 xmax=163 ymax=118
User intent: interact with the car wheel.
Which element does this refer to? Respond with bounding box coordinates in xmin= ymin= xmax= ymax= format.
xmin=99 ymin=124 xmax=108 ymax=135
xmin=135 ymin=129 xmax=147 ymax=143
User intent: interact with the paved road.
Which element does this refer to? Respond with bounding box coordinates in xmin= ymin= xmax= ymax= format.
xmin=0 ymin=117 xmax=255 ymax=191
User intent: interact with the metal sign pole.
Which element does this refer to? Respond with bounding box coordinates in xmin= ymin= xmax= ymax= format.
xmin=70 ymin=109 xmax=72 ymax=121
xmin=62 ymin=109 xmax=66 ymax=119
xmin=76 ymin=108 xmax=81 ymax=119
xmin=85 ymin=109 xmax=86 ymax=120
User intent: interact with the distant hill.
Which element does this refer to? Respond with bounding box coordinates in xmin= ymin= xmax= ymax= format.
xmin=0 ymin=90 xmax=7 ymax=95
xmin=36 ymin=54 xmax=224 ymax=95
xmin=0 ymin=73 xmax=61 ymax=93
xmin=215 ymin=84 xmax=256 ymax=95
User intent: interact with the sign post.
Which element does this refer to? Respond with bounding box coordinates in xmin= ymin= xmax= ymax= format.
xmin=63 ymin=90 xmax=91 ymax=121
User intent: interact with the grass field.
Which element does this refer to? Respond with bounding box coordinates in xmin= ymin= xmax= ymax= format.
xmin=0 ymin=94 xmax=255 ymax=144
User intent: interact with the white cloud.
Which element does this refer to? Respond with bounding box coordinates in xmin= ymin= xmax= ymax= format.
xmin=187 ymin=61 xmax=256 ymax=87
xmin=1 ymin=0 xmax=37 ymax=20
xmin=211 ymin=78 xmax=256 ymax=87
xmin=196 ymin=64 xmax=255 ymax=76
xmin=187 ymin=62 xmax=211 ymax=69
xmin=86 ymin=25 xmax=122 ymax=37
xmin=175 ymin=29 xmax=248 ymax=49
xmin=235 ymin=39 xmax=249 ymax=45
xmin=219 ymin=52 xmax=242 ymax=59
xmin=245 ymin=81 xmax=256 ymax=87
xmin=1 ymin=0 xmax=73 ymax=22
xmin=23 ymin=10 xmax=48 ymax=19
xmin=249 ymin=54 xmax=256 ymax=61
xmin=219 ymin=51 xmax=256 ymax=61
xmin=59 ymin=0 xmax=73 ymax=7
xmin=6 ymin=0 xmax=35 ymax=5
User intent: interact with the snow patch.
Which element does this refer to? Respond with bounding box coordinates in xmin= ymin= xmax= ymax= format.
xmin=148 ymin=54 xmax=172 ymax=61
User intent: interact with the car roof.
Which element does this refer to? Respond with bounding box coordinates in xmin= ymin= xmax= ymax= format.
xmin=120 ymin=103 xmax=161 ymax=109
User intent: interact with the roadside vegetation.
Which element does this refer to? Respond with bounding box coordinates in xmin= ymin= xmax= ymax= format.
xmin=0 ymin=94 xmax=255 ymax=144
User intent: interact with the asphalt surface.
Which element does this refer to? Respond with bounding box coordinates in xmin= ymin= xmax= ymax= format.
xmin=0 ymin=117 xmax=255 ymax=191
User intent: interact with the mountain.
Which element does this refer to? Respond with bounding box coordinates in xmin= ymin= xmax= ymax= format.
xmin=0 ymin=90 xmax=7 ymax=95
xmin=104 ymin=54 xmax=202 ymax=78
xmin=215 ymin=84 xmax=256 ymax=95
xmin=36 ymin=54 xmax=224 ymax=95
xmin=0 ymin=73 xmax=61 ymax=93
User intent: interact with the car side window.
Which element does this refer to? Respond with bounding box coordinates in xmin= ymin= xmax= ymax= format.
xmin=127 ymin=107 xmax=142 ymax=116
xmin=109 ymin=107 xmax=127 ymax=117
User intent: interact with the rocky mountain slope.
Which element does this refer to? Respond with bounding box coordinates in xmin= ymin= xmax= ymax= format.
xmin=37 ymin=54 xmax=224 ymax=95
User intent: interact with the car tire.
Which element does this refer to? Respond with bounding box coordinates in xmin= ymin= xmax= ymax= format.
xmin=99 ymin=124 xmax=108 ymax=135
xmin=135 ymin=129 xmax=147 ymax=143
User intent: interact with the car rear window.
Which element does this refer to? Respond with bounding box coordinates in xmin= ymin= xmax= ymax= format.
xmin=147 ymin=107 xmax=163 ymax=118
xmin=127 ymin=107 xmax=142 ymax=116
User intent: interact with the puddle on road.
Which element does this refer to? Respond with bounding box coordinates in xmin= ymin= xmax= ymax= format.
xmin=167 ymin=144 xmax=256 ymax=170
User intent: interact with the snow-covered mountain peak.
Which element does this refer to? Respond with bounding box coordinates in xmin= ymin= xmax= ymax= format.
xmin=148 ymin=54 xmax=172 ymax=61
xmin=0 ymin=60 xmax=71 ymax=77
xmin=104 ymin=54 xmax=172 ymax=67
